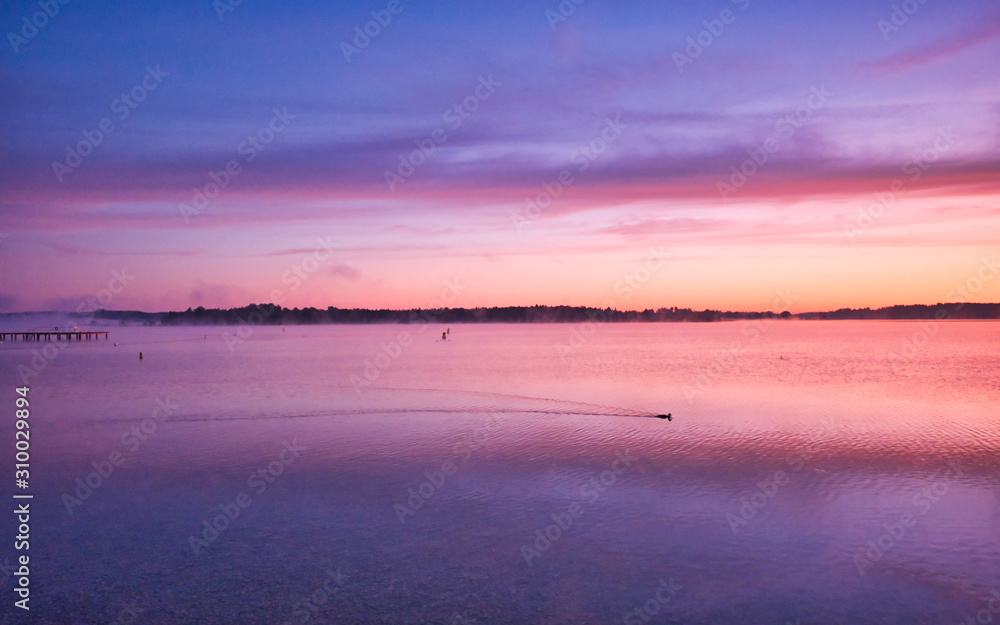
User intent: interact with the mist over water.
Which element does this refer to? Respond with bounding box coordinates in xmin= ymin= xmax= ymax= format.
xmin=1 ymin=321 xmax=998 ymax=623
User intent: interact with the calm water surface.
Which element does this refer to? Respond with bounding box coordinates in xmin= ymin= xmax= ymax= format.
xmin=1 ymin=320 xmax=998 ymax=624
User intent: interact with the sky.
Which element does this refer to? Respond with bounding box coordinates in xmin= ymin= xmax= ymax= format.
xmin=1 ymin=0 xmax=998 ymax=314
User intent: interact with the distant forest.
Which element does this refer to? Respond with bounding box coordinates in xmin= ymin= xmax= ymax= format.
xmin=80 ymin=302 xmax=1000 ymax=325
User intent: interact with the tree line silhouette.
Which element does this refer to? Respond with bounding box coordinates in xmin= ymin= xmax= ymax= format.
xmin=79 ymin=302 xmax=1000 ymax=326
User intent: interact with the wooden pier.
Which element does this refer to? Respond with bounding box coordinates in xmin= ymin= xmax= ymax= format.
xmin=0 ymin=331 xmax=109 ymax=342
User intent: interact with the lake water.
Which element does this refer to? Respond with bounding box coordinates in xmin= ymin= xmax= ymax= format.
xmin=1 ymin=320 xmax=998 ymax=624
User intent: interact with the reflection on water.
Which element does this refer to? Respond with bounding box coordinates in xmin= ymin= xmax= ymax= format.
xmin=1 ymin=321 xmax=998 ymax=623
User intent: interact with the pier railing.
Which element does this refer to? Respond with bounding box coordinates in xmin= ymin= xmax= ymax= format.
xmin=0 ymin=331 xmax=110 ymax=342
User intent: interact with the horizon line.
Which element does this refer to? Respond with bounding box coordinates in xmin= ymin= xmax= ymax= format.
xmin=4 ymin=301 xmax=1000 ymax=318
